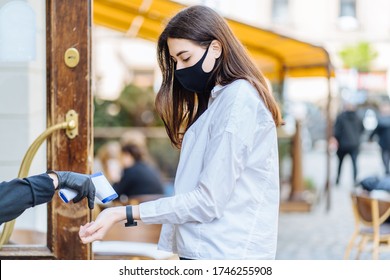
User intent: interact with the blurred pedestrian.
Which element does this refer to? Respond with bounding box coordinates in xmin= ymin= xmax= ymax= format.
xmin=120 ymin=130 xmax=156 ymax=168
xmin=94 ymin=141 xmax=122 ymax=184
xmin=80 ymin=5 xmax=282 ymax=260
xmin=113 ymin=143 xmax=165 ymax=201
xmin=333 ymin=102 xmax=364 ymax=185
xmin=369 ymin=103 xmax=390 ymax=175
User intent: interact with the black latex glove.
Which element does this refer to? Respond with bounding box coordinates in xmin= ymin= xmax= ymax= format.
xmin=53 ymin=171 xmax=96 ymax=209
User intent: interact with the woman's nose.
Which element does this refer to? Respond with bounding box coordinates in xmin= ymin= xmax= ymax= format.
xmin=176 ymin=62 xmax=185 ymax=70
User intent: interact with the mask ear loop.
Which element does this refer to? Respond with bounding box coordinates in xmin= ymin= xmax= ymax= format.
xmin=204 ymin=42 xmax=219 ymax=91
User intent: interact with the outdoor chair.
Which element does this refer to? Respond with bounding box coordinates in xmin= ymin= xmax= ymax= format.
xmin=344 ymin=192 xmax=390 ymax=259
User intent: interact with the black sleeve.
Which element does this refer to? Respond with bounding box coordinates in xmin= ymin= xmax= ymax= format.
xmin=0 ymin=173 xmax=55 ymax=225
xmin=369 ymin=125 xmax=378 ymax=141
xmin=360 ymin=117 xmax=365 ymax=134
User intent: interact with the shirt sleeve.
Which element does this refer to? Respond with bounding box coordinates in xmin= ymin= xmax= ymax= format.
xmin=0 ymin=173 xmax=55 ymax=225
xmin=139 ymin=130 xmax=248 ymax=224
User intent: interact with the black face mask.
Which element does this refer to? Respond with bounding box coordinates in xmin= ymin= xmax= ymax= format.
xmin=174 ymin=47 xmax=216 ymax=93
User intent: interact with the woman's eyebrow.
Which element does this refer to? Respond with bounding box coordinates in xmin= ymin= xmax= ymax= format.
xmin=175 ymin=50 xmax=188 ymax=57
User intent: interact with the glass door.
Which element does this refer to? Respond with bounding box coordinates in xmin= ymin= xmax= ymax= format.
xmin=0 ymin=0 xmax=48 ymax=245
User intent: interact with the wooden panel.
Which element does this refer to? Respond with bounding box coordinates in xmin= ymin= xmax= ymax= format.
xmin=0 ymin=246 xmax=54 ymax=260
xmin=46 ymin=0 xmax=92 ymax=260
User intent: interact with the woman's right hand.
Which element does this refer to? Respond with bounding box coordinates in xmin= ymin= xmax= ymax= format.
xmin=79 ymin=206 xmax=126 ymax=244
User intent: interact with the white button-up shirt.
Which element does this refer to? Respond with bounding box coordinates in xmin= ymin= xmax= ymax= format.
xmin=140 ymin=79 xmax=280 ymax=259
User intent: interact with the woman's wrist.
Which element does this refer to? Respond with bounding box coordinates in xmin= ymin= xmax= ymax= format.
xmin=123 ymin=205 xmax=140 ymax=227
xmin=132 ymin=205 xmax=140 ymax=220
xmin=107 ymin=205 xmax=140 ymax=225
xmin=110 ymin=206 xmax=127 ymax=223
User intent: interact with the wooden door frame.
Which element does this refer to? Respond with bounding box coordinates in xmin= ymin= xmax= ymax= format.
xmin=0 ymin=0 xmax=92 ymax=259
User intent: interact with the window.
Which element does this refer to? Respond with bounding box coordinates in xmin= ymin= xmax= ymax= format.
xmin=272 ymin=0 xmax=289 ymax=25
xmin=339 ymin=0 xmax=356 ymax=18
xmin=338 ymin=0 xmax=358 ymax=30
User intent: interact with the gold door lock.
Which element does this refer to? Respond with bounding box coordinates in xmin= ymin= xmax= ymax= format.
xmin=64 ymin=47 xmax=80 ymax=68
xmin=66 ymin=109 xmax=79 ymax=139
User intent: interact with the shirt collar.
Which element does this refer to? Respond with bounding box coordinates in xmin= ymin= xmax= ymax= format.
xmin=210 ymin=84 xmax=226 ymax=99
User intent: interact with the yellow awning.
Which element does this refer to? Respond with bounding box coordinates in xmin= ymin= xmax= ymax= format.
xmin=93 ymin=0 xmax=333 ymax=81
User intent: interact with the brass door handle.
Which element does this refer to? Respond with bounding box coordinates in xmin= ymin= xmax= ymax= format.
xmin=0 ymin=110 xmax=79 ymax=248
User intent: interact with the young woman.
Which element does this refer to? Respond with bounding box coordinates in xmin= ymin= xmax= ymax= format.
xmin=79 ymin=5 xmax=282 ymax=260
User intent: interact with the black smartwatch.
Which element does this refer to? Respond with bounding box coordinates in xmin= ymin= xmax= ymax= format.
xmin=125 ymin=205 xmax=137 ymax=227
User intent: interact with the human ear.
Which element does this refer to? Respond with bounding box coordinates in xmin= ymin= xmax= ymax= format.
xmin=210 ymin=40 xmax=222 ymax=59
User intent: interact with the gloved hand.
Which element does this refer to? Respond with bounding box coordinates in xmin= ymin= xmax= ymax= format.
xmin=52 ymin=171 xmax=96 ymax=209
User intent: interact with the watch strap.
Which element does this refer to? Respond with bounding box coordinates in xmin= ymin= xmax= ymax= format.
xmin=125 ymin=205 xmax=137 ymax=227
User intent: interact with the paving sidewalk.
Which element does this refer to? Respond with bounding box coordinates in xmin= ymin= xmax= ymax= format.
xmin=275 ymin=142 xmax=390 ymax=260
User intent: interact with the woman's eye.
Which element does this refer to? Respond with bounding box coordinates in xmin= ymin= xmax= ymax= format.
xmin=183 ymin=57 xmax=190 ymax=62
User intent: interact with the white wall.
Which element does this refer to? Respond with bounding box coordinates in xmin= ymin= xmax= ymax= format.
xmin=0 ymin=0 xmax=47 ymax=232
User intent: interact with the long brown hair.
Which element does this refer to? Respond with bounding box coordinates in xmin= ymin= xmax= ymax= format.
xmin=156 ymin=5 xmax=283 ymax=148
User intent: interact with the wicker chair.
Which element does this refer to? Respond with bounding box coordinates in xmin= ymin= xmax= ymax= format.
xmin=344 ymin=192 xmax=390 ymax=259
